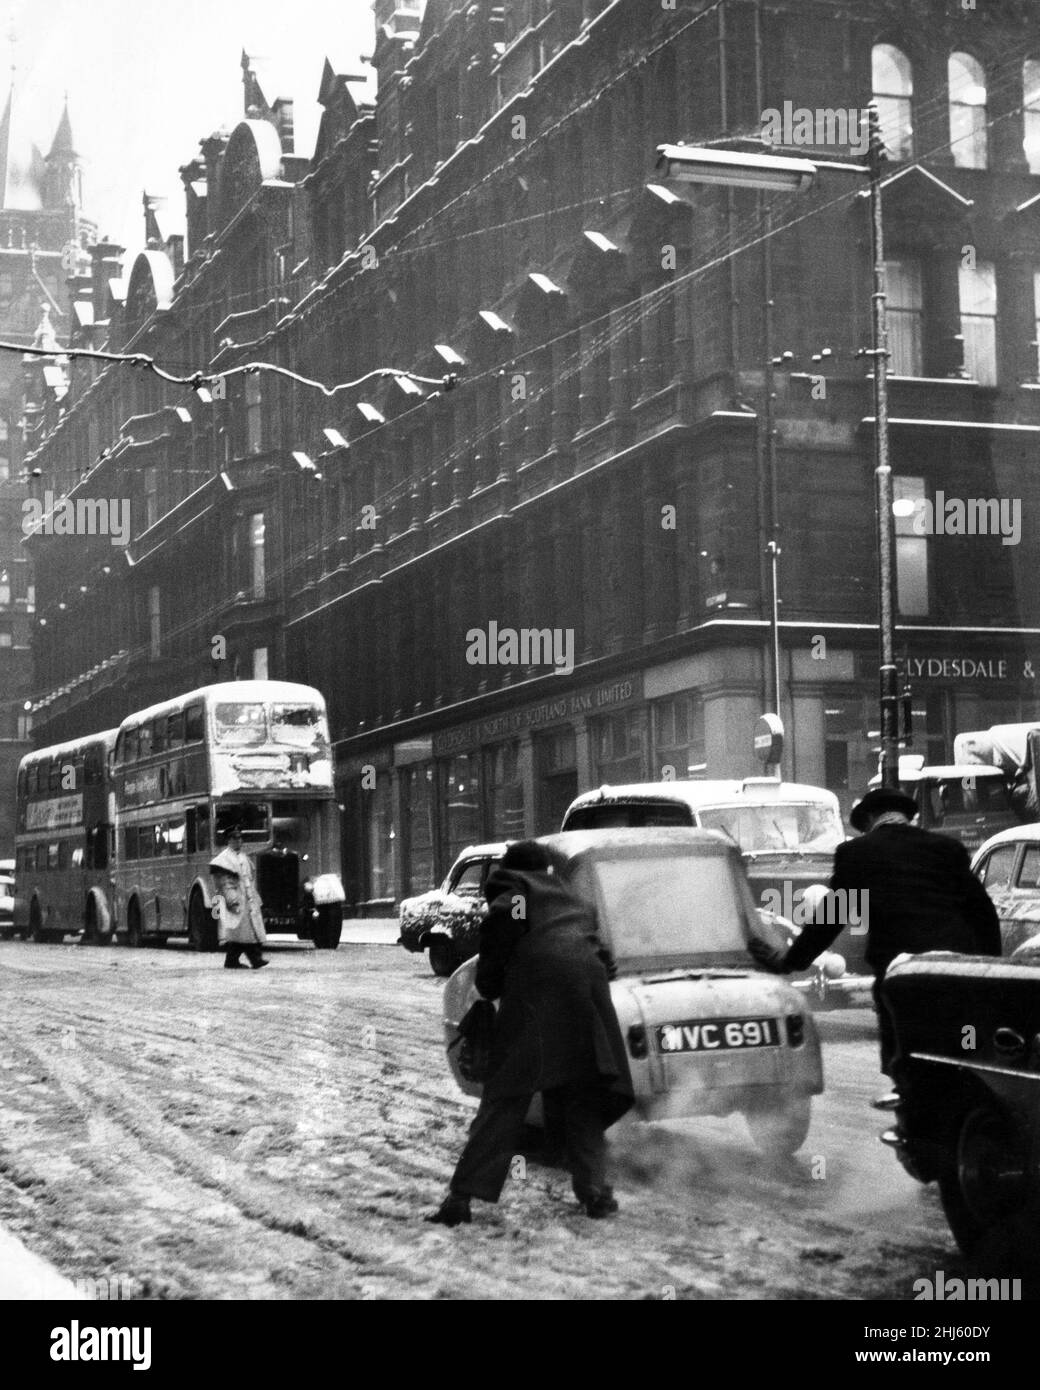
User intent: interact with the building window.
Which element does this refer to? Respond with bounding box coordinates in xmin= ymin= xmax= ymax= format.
xmin=252 ymin=646 xmax=268 ymax=680
xmin=486 ymin=741 xmax=525 ymax=839
xmin=144 ymin=466 xmax=159 ymax=529
xmin=441 ymin=753 xmax=481 ymax=866
xmin=26 ymin=583 xmax=34 ymax=613
xmin=0 ymin=628 xmax=11 ymax=647
xmin=949 ymin=52 xmax=988 ymax=169
xmin=1033 ymin=270 xmax=1040 ymax=382
xmin=872 ymin=44 xmax=913 ymax=161
xmin=17 ymin=711 xmax=32 ymax=740
xmin=0 ymin=416 xmax=8 ymax=481
xmin=148 ymin=585 xmax=161 ymax=658
xmin=401 ymin=765 xmax=436 ymax=895
xmin=894 ymin=475 xmax=929 ymax=617
xmin=885 ymin=259 xmax=924 ymax=376
xmin=592 ymin=708 xmax=648 ymax=784
xmin=245 ymin=375 xmax=262 ymax=454
xmin=651 ymin=692 xmax=706 ymax=780
xmin=0 ymin=573 xmax=10 ymax=607
xmin=959 ymin=260 xmax=998 ymax=385
xmin=1025 ymin=60 xmax=1040 ymax=173
xmin=250 ymin=512 xmax=266 ymax=598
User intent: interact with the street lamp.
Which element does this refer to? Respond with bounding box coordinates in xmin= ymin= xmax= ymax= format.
xmin=657 ymin=107 xmax=900 ymax=788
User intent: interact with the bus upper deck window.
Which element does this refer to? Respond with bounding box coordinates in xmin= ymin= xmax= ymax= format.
xmin=215 ymin=703 xmax=266 ymax=746
xmin=167 ymin=712 xmax=184 ymax=750
xmin=152 ymin=718 xmax=166 ymax=754
xmin=271 ymin=704 xmax=326 ymax=748
xmin=138 ymin=726 xmax=152 ymax=759
xmin=48 ymin=760 xmax=60 ymax=792
xmin=185 ymin=704 xmax=204 ymax=743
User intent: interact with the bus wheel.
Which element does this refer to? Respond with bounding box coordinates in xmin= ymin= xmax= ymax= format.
xmin=85 ymin=893 xmax=112 ymax=947
xmin=126 ymin=900 xmax=144 ymax=948
xmin=313 ymin=903 xmax=343 ymax=951
xmin=187 ymin=891 xmax=218 ymax=953
xmin=29 ymin=899 xmax=46 ymax=944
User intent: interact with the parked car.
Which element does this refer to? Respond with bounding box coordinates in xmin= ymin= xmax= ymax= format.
xmin=398 ymin=843 xmax=506 ymax=976
xmin=972 ymin=823 xmax=1040 ymax=956
xmin=872 ymin=755 xmax=1020 ymax=855
xmin=561 ymin=780 xmax=869 ymax=1007
xmin=442 ymin=828 xmax=823 ymax=1156
xmin=0 ymin=864 xmax=14 ymax=939
xmin=881 ymin=952 xmax=1040 ymax=1262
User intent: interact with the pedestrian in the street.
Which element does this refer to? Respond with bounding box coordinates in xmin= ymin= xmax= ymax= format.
xmin=427 ymin=840 xmax=634 ymax=1227
xmin=209 ymin=826 xmax=269 ymax=970
xmin=751 ymin=786 xmax=1000 ymax=1107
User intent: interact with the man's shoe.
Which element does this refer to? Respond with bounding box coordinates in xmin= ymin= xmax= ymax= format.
xmin=583 ymin=1191 xmax=619 ymax=1219
xmin=251 ymin=958 xmax=270 ymax=970
xmin=871 ymin=1091 xmax=900 ymax=1111
xmin=224 ymin=958 xmax=244 ymax=970
xmin=425 ymin=1194 xmax=471 ymax=1227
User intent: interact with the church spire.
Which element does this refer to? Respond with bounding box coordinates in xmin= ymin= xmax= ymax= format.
xmin=43 ymin=96 xmax=82 ymax=210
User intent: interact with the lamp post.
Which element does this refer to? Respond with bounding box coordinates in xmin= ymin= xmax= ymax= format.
xmin=658 ymin=107 xmax=899 ymax=789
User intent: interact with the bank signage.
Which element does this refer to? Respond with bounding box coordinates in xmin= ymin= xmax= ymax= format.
xmin=856 ymin=651 xmax=1040 ymax=683
xmin=433 ymin=675 xmax=644 ymax=757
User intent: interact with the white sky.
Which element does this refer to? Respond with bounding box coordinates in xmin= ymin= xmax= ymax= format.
xmin=3 ymin=0 xmax=375 ymax=253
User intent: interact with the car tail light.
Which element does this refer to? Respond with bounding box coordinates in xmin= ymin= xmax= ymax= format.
xmin=627 ymin=1024 xmax=648 ymax=1059
xmin=786 ymin=1014 xmax=805 ymax=1048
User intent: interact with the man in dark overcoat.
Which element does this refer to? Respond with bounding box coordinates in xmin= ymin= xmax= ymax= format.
xmin=428 ymin=840 xmax=634 ymax=1226
xmin=753 ymin=786 xmax=1001 ymax=1105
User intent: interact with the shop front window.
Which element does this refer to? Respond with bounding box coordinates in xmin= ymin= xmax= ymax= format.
xmin=402 ymin=765 xmax=436 ymax=894
xmin=486 ymin=741 xmax=525 ymax=839
xmin=651 ymin=692 xmax=705 ymax=780
xmin=441 ymin=754 xmax=481 ymax=865
xmin=366 ymin=772 xmax=396 ymax=902
xmin=592 ymin=708 xmax=648 ymax=785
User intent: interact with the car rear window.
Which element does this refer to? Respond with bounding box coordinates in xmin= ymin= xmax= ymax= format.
xmin=564 ymin=802 xmax=693 ymax=830
xmin=978 ymin=844 xmax=1017 ymax=890
xmin=589 ymin=854 xmax=751 ymax=960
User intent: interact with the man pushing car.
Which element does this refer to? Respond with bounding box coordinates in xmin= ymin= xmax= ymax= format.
xmin=427 ymin=840 xmax=634 ymax=1226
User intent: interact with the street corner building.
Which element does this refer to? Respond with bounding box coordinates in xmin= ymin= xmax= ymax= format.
xmin=19 ymin=0 xmax=1040 ymax=912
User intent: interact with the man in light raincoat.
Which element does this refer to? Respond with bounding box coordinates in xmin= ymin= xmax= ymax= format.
xmin=209 ymin=826 xmax=268 ymax=970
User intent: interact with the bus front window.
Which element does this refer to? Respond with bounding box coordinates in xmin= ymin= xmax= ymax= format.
xmin=214 ymin=703 xmax=266 ymax=747
xmin=270 ymin=704 xmax=329 ymax=751
xmin=215 ymin=802 xmax=270 ymax=843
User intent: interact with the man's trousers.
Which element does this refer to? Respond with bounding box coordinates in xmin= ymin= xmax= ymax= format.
xmin=449 ymin=1081 xmax=609 ymax=1203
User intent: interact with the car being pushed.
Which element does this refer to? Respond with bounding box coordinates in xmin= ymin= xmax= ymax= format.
xmin=881 ymin=952 xmax=1040 ymax=1264
xmin=398 ymin=843 xmax=506 ymax=977
xmin=443 ymin=828 xmax=823 ymax=1156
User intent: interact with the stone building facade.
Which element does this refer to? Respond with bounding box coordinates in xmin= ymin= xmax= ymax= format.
xmin=23 ymin=0 xmax=1040 ymax=909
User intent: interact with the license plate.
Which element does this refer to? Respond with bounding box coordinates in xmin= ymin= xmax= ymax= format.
xmin=656 ymin=1017 xmax=780 ymax=1053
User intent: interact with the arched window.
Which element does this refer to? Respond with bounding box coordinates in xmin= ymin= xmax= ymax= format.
xmin=949 ymin=52 xmax=988 ymax=169
xmin=872 ymin=44 xmax=913 ymax=160
xmin=1024 ymin=59 xmax=1040 ymax=174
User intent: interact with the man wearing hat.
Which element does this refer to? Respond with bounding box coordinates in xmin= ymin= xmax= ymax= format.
xmin=209 ymin=825 xmax=269 ymax=970
xmin=427 ymin=839 xmax=633 ymax=1227
xmin=753 ymin=786 xmax=1000 ymax=1106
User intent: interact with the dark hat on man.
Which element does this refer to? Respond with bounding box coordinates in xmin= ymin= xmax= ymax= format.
xmin=849 ymin=786 xmax=918 ymax=832
xmin=500 ymin=840 xmax=552 ymax=872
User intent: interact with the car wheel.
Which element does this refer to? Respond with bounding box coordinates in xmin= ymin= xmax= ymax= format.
xmin=313 ymin=903 xmax=343 ymax=951
xmin=745 ymin=1095 xmax=812 ymax=1156
xmin=428 ymin=934 xmax=459 ymax=978
xmin=125 ymin=900 xmax=144 ymax=948
xmin=938 ymin=1106 xmax=1030 ymax=1258
xmin=187 ymin=891 xmax=217 ymax=953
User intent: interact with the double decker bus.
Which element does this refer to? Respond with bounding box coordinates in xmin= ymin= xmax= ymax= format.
xmin=14 ymin=730 xmax=118 ymax=942
xmin=111 ymin=681 xmax=345 ymax=950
